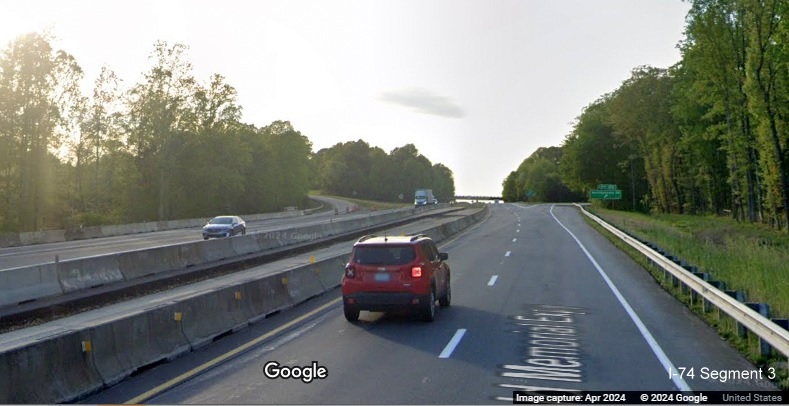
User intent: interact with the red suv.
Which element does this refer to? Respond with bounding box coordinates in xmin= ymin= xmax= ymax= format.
xmin=341 ymin=234 xmax=451 ymax=322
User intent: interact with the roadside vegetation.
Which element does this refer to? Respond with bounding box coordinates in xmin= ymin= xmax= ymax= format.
xmin=582 ymin=206 xmax=789 ymax=389
xmin=589 ymin=207 xmax=789 ymax=319
xmin=310 ymin=141 xmax=455 ymax=205
xmin=0 ymin=34 xmax=454 ymax=233
xmin=504 ymin=0 xmax=789 ymax=235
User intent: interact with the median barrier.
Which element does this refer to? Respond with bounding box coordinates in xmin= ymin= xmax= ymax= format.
xmin=282 ymin=262 xmax=326 ymax=305
xmin=88 ymin=303 xmax=191 ymax=386
xmin=99 ymin=225 xmax=120 ymax=237
xmin=64 ymin=228 xmax=86 ymax=241
xmin=231 ymin=233 xmax=263 ymax=256
xmin=19 ymin=231 xmax=47 ymax=246
xmin=178 ymin=242 xmax=203 ymax=268
xmin=197 ymin=237 xmax=236 ymax=263
xmin=0 ymin=329 xmax=103 ymax=403
xmin=43 ymin=230 xmax=66 ymax=244
xmin=0 ymin=204 xmax=488 ymax=403
xmin=57 ymin=256 xmax=124 ymax=293
xmin=118 ymin=245 xmax=187 ymax=281
xmin=0 ymin=232 xmax=20 ymax=247
xmin=256 ymin=231 xmax=282 ymax=251
xmin=0 ymin=263 xmax=62 ymax=307
xmin=313 ymin=256 xmax=348 ymax=291
xmin=238 ymin=275 xmax=294 ymax=323
xmin=178 ymin=288 xmax=249 ymax=349
xmin=80 ymin=226 xmax=105 ymax=240
xmin=0 ymin=205 xmax=318 ymax=248
xmin=0 ymin=208 xmax=417 ymax=305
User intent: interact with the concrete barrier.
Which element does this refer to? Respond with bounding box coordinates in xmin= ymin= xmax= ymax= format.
xmin=242 ymin=275 xmax=294 ymax=323
xmin=0 ymin=232 xmax=21 ymax=247
xmin=43 ymin=230 xmax=66 ymax=244
xmin=0 ymin=263 xmax=62 ymax=307
xmin=1 ymin=204 xmax=456 ymax=307
xmin=88 ymin=303 xmax=191 ymax=386
xmin=178 ymin=289 xmax=248 ymax=349
xmin=283 ymin=261 xmax=328 ymax=305
xmin=0 ymin=329 xmax=104 ymax=403
xmin=0 ymin=204 xmax=318 ymax=248
xmin=0 ymin=204 xmax=487 ymax=403
xmin=176 ymin=290 xmax=239 ymax=349
xmin=231 ymin=233 xmax=262 ymax=256
xmin=179 ymin=243 xmax=204 ymax=268
xmin=99 ymin=225 xmax=120 ymax=237
xmin=313 ymin=256 xmax=348 ymax=291
xmin=197 ymin=237 xmax=236 ymax=263
xmin=19 ymin=231 xmax=47 ymax=246
xmin=58 ymin=256 xmax=124 ymax=293
xmin=118 ymin=245 xmax=187 ymax=281
xmin=81 ymin=226 xmax=105 ymax=240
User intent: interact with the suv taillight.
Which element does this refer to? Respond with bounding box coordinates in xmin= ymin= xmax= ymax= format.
xmin=345 ymin=264 xmax=356 ymax=279
xmin=411 ymin=266 xmax=423 ymax=278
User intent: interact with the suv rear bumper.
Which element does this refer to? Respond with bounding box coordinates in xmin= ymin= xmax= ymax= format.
xmin=343 ymin=292 xmax=431 ymax=311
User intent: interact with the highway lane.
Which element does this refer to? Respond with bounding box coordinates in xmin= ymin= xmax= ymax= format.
xmin=82 ymin=203 xmax=778 ymax=404
xmin=0 ymin=196 xmax=408 ymax=270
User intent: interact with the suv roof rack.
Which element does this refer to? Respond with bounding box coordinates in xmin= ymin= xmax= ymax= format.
xmin=356 ymin=234 xmax=377 ymax=243
xmin=408 ymin=233 xmax=428 ymax=242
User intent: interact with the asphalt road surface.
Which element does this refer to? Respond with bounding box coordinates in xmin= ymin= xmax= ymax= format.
xmin=0 ymin=196 xmax=387 ymax=270
xmin=83 ymin=203 xmax=779 ymax=404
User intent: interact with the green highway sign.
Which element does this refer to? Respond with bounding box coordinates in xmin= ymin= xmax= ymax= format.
xmin=591 ymin=189 xmax=622 ymax=200
xmin=597 ymin=184 xmax=618 ymax=191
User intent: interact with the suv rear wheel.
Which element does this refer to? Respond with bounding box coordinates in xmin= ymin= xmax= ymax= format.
xmin=439 ymin=279 xmax=451 ymax=307
xmin=422 ymin=289 xmax=436 ymax=322
xmin=344 ymin=305 xmax=360 ymax=322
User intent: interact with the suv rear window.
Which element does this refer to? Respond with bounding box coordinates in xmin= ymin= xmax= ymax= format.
xmin=353 ymin=246 xmax=416 ymax=265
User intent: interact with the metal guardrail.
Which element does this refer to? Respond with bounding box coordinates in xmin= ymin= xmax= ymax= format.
xmin=574 ymin=204 xmax=789 ymax=359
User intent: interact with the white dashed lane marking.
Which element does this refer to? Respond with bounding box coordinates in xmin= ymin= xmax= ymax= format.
xmin=488 ymin=275 xmax=498 ymax=286
xmin=439 ymin=329 xmax=467 ymax=359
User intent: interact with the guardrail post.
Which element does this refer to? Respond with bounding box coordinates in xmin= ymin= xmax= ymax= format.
xmin=775 ymin=319 xmax=789 ymax=331
xmin=706 ymin=281 xmax=726 ymax=314
xmin=708 ymin=280 xmax=727 ymax=290
xmin=745 ymin=303 xmax=771 ymax=356
xmin=690 ymin=272 xmax=707 ymax=304
xmin=725 ymin=290 xmax=747 ymax=337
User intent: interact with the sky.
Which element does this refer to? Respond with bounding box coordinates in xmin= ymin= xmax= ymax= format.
xmin=1 ymin=0 xmax=691 ymax=197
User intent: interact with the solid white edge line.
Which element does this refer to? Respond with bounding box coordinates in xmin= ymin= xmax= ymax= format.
xmin=488 ymin=275 xmax=498 ymax=286
xmin=439 ymin=328 xmax=467 ymax=359
xmin=548 ymin=204 xmax=691 ymax=392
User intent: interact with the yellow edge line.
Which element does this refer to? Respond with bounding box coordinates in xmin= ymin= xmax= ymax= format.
xmin=124 ymin=297 xmax=342 ymax=404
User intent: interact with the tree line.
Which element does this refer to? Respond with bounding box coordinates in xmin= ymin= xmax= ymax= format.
xmin=0 ymin=33 xmax=455 ymax=232
xmin=504 ymin=0 xmax=789 ymax=231
xmin=311 ymin=140 xmax=455 ymax=204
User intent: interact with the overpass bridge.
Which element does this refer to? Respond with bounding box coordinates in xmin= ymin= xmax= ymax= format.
xmin=454 ymin=195 xmax=502 ymax=201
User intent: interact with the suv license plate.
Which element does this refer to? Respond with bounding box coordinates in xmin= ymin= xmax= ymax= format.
xmin=374 ymin=273 xmax=390 ymax=282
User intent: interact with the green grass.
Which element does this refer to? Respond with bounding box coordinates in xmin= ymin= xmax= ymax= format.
xmin=588 ymin=208 xmax=789 ymax=319
xmin=580 ymin=207 xmax=789 ymax=389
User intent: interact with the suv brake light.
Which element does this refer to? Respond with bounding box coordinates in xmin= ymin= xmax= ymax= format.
xmin=411 ymin=266 xmax=422 ymax=278
xmin=345 ymin=264 xmax=356 ymax=279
